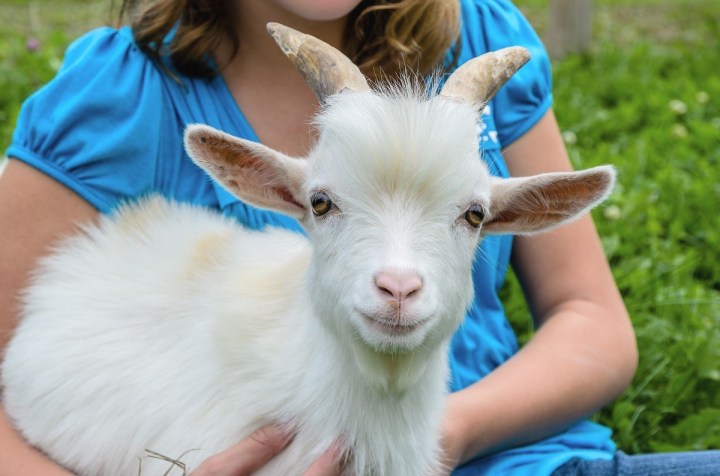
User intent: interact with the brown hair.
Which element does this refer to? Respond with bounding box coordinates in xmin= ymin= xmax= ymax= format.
xmin=116 ymin=0 xmax=460 ymax=80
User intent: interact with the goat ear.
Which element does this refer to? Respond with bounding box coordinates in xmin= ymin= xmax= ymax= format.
xmin=484 ymin=166 xmax=616 ymax=235
xmin=184 ymin=124 xmax=307 ymax=219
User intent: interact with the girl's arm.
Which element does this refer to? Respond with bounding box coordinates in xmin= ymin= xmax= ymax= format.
xmin=0 ymin=159 xmax=96 ymax=475
xmin=441 ymin=109 xmax=638 ymax=467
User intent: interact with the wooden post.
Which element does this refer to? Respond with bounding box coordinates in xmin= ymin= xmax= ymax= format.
xmin=547 ymin=0 xmax=593 ymax=59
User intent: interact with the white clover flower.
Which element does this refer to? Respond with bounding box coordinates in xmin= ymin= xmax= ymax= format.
xmin=697 ymin=91 xmax=710 ymax=104
xmin=671 ymin=124 xmax=688 ymax=138
xmin=603 ymin=205 xmax=621 ymax=221
xmin=48 ymin=57 xmax=62 ymax=72
xmin=562 ymin=130 xmax=577 ymax=145
xmin=668 ymin=99 xmax=688 ymax=115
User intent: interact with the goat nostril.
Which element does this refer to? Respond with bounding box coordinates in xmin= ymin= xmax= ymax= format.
xmin=378 ymin=285 xmax=395 ymax=298
xmin=403 ymin=280 xmax=422 ymax=300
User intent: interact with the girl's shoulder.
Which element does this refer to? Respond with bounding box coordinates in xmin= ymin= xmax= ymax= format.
xmin=457 ymin=0 xmax=545 ymax=54
xmin=52 ymin=26 xmax=173 ymax=105
xmin=6 ymin=26 xmax=216 ymax=213
xmin=455 ymin=0 xmax=554 ymax=148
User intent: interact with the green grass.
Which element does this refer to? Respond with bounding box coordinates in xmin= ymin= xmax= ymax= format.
xmin=508 ymin=0 xmax=720 ymax=454
xmin=1 ymin=0 xmax=719 ymax=456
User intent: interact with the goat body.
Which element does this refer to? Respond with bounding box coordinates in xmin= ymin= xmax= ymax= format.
xmin=2 ymin=198 xmax=446 ymax=475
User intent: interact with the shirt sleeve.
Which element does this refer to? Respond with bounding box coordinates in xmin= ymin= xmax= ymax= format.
xmin=460 ymin=0 xmax=553 ymax=147
xmin=6 ymin=27 xmax=168 ymax=213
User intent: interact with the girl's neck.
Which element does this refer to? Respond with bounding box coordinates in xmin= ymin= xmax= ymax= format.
xmin=216 ymin=2 xmax=347 ymax=88
xmin=213 ymin=5 xmax=348 ymax=157
xmin=236 ymin=2 xmax=346 ymax=53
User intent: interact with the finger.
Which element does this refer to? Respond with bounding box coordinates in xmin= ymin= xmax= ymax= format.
xmin=303 ymin=442 xmax=346 ymax=476
xmin=226 ymin=423 xmax=294 ymax=474
xmin=191 ymin=423 xmax=294 ymax=476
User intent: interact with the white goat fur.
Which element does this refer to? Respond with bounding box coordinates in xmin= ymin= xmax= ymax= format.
xmin=2 ymin=81 xmax=614 ymax=475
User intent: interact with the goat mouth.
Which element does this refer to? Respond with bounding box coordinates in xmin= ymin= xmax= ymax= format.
xmin=359 ymin=312 xmax=427 ymax=337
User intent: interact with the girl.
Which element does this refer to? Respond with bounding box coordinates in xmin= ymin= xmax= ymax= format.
xmin=1 ymin=1 xmax=713 ymax=474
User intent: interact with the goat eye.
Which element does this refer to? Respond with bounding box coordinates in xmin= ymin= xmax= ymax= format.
xmin=310 ymin=191 xmax=333 ymax=216
xmin=464 ymin=205 xmax=485 ymax=228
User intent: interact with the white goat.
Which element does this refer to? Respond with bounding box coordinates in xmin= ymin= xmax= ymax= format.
xmin=1 ymin=23 xmax=615 ymax=476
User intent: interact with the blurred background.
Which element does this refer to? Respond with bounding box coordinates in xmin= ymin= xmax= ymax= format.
xmin=1 ymin=0 xmax=718 ymax=455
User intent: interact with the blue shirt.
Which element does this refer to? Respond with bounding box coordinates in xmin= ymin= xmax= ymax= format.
xmin=7 ymin=0 xmax=616 ymax=474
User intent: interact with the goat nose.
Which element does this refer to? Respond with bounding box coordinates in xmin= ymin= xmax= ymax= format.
xmin=374 ymin=270 xmax=423 ymax=302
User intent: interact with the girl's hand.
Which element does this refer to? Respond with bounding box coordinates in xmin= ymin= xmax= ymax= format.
xmin=191 ymin=424 xmax=344 ymax=476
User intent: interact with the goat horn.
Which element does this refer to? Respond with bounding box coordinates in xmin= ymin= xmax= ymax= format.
xmin=267 ymin=22 xmax=370 ymax=103
xmin=439 ymin=47 xmax=531 ymax=106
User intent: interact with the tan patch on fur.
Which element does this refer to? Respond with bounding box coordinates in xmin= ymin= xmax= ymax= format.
xmin=378 ymin=352 xmax=416 ymax=392
xmin=184 ymin=232 xmax=232 ymax=278
xmin=232 ymin=246 xmax=311 ymax=303
xmin=114 ymin=198 xmax=168 ymax=235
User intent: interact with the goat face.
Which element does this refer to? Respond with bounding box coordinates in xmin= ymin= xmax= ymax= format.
xmin=303 ymin=89 xmax=488 ymax=353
